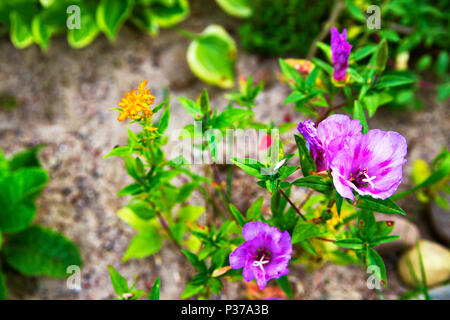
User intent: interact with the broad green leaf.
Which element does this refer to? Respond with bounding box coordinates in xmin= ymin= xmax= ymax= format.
xmin=108 ymin=265 xmax=129 ymax=295
xmin=117 ymin=183 xmax=142 ymax=196
xmin=213 ymin=108 xmax=253 ymax=128
xmin=187 ymin=25 xmax=236 ymax=88
xmin=362 ymin=92 xmax=393 ymax=118
xmin=279 ymin=59 xmax=304 ymax=91
xmin=0 ymin=168 xmax=49 ymax=233
xmin=148 ymin=277 xmax=161 ymax=300
xmin=374 ymin=220 xmax=395 ymax=238
xmin=276 ymin=275 xmax=293 ymax=299
xmin=229 ymin=204 xmax=247 ymax=227
xmin=358 ymin=210 xmax=376 ymax=240
xmin=127 ymin=200 xmax=156 ymax=220
xmin=298 ymin=239 xmax=318 ymax=256
xmin=284 ymin=91 xmax=307 ymax=104
xmin=356 ymin=195 xmax=405 ymax=215
xmin=4 ymin=226 xmax=82 ymax=277
xmin=96 ymin=0 xmax=134 ymax=41
xmin=8 ymin=145 xmax=43 ymax=171
xmin=246 ymin=196 xmax=264 ymax=221
xmin=350 ymin=45 xmax=377 ymax=63
xmin=117 ymin=207 xmax=158 ymax=233
xmin=103 ymin=146 xmax=133 ymax=159
xmin=178 ymin=205 xmax=204 ymax=222
xmin=334 ymin=238 xmax=364 ymax=250
xmin=312 ymin=58 xmax=333 ymax=75
xmin=294 ymin=134 xmax=316 ymax=176
xmin=292 ymin=221 xmax=327 ymax=244
xmin=292 ymin=176 xmax=333 ymax=193
xmin=353 ymin=100 xmax=368 ymax=134
xmin=215 ymin=0 xmax=252 ymax=18
xmin=68 ymin=3 xmax=100 ymax=49
xmin=130 ymin=7 xmax=159 ymax=36
xmin=176 ymin=183 xmax=196 ymax=203
xmin=10 ymin=11 xmax=33 ymax=49
xmin=31 ymin=3 xmax=68 ymax=51
xmin=151 ymin=0 xmax=190 ymax=28
xmin=122 ymin=231 xmax=163 ymax=262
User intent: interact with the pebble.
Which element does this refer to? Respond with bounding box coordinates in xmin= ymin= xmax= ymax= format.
xmin=374 ymin=214 xmax=420 ymax=254
xmin=397 ymin=240 xmax=450 ymax=288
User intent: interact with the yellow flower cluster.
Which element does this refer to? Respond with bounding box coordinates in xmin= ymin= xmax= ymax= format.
xmin=117 ymin=80 xmax=155 ymax=122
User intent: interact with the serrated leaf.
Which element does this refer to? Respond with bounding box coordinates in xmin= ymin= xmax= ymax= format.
xmin=4 ymin=226 xmax=82 ymax=277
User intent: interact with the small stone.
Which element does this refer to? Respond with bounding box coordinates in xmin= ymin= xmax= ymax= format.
xmin=374 ymin=214 xmax=420 ymax=254
xmin=429 ymin=193 xmax=450 ymax=246
xmin=397 ymin=240 xmax=450 ymax=288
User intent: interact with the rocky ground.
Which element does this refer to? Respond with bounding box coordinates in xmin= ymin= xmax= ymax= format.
xmin=0 ymin=1 xmax=448 ymax=300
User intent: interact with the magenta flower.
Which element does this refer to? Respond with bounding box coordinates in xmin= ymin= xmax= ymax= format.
xmin=229 ymin=222 xmax=293 ymax=290
xmin=331 ymin=27 xmax=352 ymax=82
xmin=297 ymin=115 xmax=362 ymax=171
xmin=330 ymin=129 xmax=407 ymax=201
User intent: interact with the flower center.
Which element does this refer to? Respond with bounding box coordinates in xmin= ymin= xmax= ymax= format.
xmin=349 ymin=168 xmax=376 ymax=189
xmin=253 ymin=249 xmax=271 ymax=272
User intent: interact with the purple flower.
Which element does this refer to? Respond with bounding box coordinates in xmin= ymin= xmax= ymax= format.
xmin=229 ymin=222 xmax=293 ymax=290
xmin=331 ymin=27 xmax=352 ymax=82
xmin=330 ymin=129 xmax=407 ymax=201
xmin=297 ymin=115 xmax=362 ymax=171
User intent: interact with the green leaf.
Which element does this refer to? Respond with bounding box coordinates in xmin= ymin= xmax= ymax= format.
xmin=178 ymin=97 xmax=203 ymax=120
xmin=362 ymin=92 xmax=393 ymax=118
xmin=298 ymin=239 xmax=318 ymax=256
xmin=148 ymin=277 xmax=161 ymax=300
xmin=10 ymin=11 xmax=33 ymax=49
xmin=117 ymin=207 xmax=157 ymax=233
xmin=150 ymin=0 xmax=190 ymax=28
xmin=96 ymin=0 xmax=134 ymax=41
xmin=270 ymin=189 xmax=281 ymax=219
xmin=312 ymin=58 xmax=333 ymax=75
xmin=130 ymin=7 xmax=159 ymax=36
xmin=294 ymin=134 xmax=316 ymax=176
xmin=335 ymin=191 xmax=343 ymax=217
xmin=181 ymin=283 xmax=204 ymax=299
xmin=4 ymin=226 xmax=82 ymax=277
xmin=292 ymin=176 xmax=333 ymax=193
xmin=103 ymin=146 xmax=132 ymax=159
xmin=187 ymin=24 xmax=236 ymax=88
xmin=178 ymin=205 xmax=205 ymax=222
xmin=334 ymin=238 xmax=364 ymax=250
xmin=345 ymin=0 xmax=365 ymax=22
xmin=176 ymin=183 xmax=196 ymax=203
xmin=122 ymin=231 xmax=163 ymax=262
xmin=182 ymin=250 xmax=207 ymax=273
xmin=276 ymin=275 xmax=293 ymax=299
xmin=117 ymin=183 xmax=142 ymax=196
xmin=108 ymin=265 xmax=129 ymax=295
xmin=374 ymin=220 xmax=395 ymax=238
xmin=215 ymin=0 xmax=252 ymax=18
xmin=374 ymin=39 xmax=388 ymax=75
xmin=292 ymin=221 xmax=326 ymax=244
xmin=370 ymin=235 xmax=400 ymax=247
xmin=127 ymin=200 xmax=156 ymax=220
xmin=8 ymin=145 xmax=43 ymax=171
xmin=316 ymin=42 xmax=331 ymax=62
xmin=279 ymin=58 xmax=304 ymax=91
xmin=214 ymin=108 xmax=253 ymax=128
xmin=67 ymin=3 xmax=100 ymax=49
xmin=246 ymin=196 xmax=264 ymax=221
xmin=374 ymin=75 xmax=415 ymax=89
xmin=229 ymin=204 xmax=247 ymax=227
xmin=233 ymin=158 xmax=264 ymax=179
xmin=199 ymin=88 xmax=211 ymax=115
xmin=0 ymin=168 xmax=49 ymax=233
xmin=366 ymin=248 xmax=387 ymax=287
xmin=350 ymin=45 xmax=377 ymax=63
xmin=356 ymin=195 xmax=405 ymax=215
xmin=284 ymin=91 xmax=307 ymax=104
xmin=0 ymin=270 xmax=7 ymax=300
xmin=353 ymin=100 xmax=368 ymax=134
xmin=358 ymin=210 xmax=376 ymax=240
xmin=157 ymin=104 xmax=171 ymax=134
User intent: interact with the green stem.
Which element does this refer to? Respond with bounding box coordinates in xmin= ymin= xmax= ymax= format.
xmin=171 ymin=26 xmax=199 ymax=41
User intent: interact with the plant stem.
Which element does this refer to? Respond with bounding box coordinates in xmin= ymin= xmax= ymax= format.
xmin=316 ymin=98 xmax=356 ymax=124
xmin=156 ymin=211 xmax=182 ymax=251
xmin=307 ymin=0 xmax=345 ymax=59
xmin=171 ymin=26 xmax=199 ymax=40
xmin=279 ymin=189 xmax=307 ymax=221
xmin=298 ymin=189 xmax=314 ymax=211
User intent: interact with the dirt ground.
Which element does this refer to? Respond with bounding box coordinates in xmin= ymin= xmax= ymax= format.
xmin=0 ymin=1 xmax=448 ymax=300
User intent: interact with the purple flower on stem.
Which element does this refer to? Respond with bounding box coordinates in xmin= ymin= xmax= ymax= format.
xmin=330 ymin=129 xmax=407 ymax=201
xmin=331 ymin=27 xmax=352 ymax=82
xmin=229 ymin=222 xmax=293 ymax=290
xmin=297 ymin=115 xmax=362 ymax=171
